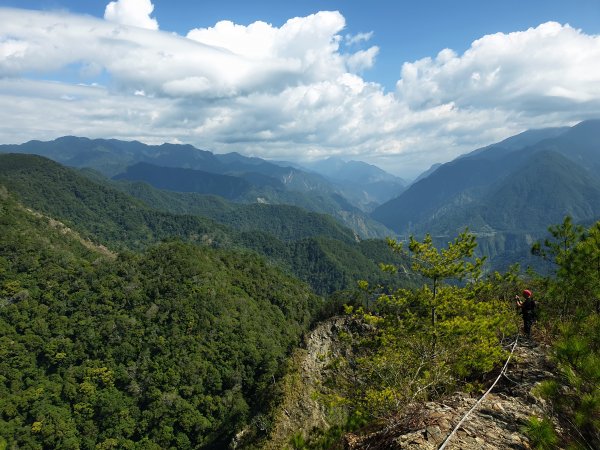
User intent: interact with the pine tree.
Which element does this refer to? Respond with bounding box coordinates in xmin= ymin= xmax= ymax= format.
xmin=331 ymin=231 xmax=514 ymax=420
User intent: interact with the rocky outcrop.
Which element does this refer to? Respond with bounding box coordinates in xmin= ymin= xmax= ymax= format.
xmin=343 ymin=340 xmax=559 ymax=449
xmin=262 ymin=316 xmax=356 ymax=449
xmin=258 ymin=319 xmax=559 ymax=450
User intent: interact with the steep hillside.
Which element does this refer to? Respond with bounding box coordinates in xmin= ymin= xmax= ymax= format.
xmin=411 ymin=163 xmax=442 ymax=184
xmin=237 ymin=189 xmax=395 ymax=239
xmin=371 ymin=156 xmax=516 ymax=233
xmin=121 ymin=181 xmax=359 ymax=243
xmin=459 ymin=125 xmax=569 ymax=160
xmin=482 ymin=150 xmax=600 ymax=231
xmin=342 ymin=343 xmax=556 ymax=449
xmin=0 ymin=191 xmax=321 ymax=449
xmin=542 ymin=119 xmax=600 ymax=172
xmin=416 ymin=150 xmax=600 ymax=237
xmin=112 ymin=163 xmax=393 ymax=239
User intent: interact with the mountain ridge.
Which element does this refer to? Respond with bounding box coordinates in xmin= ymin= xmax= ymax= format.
xmin=0 ymin=137 xmax=395 ymax=238
xmin=372 ymin=119 xmax=600 ymax=236
xmin=0 ymin=153 xmax=407 ymax=295
xmin=370 ymin=119 xmax=600 ymax=269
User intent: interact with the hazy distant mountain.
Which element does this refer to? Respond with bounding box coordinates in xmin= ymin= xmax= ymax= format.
xmin=371 ymin=119 xmax=600 ymax=268
xmin=457 ymin=126 xmax=570 ymax=160
xmin=113 ymin=161 xmax=394 ymax=239
xmin=0 ymin=137 xmax=394 ymax=238
xmin=112 ymin=162 xmax=395 ymax=238
xmin=300 ymin=157 xmax=407 ymax=209
xmin=420 ymin=150 xmax=600 ymax=235
xmin=411 ymin=163 xmax=441 ymax=185
xmin=0 ymin=136 xmax=223 ymax=176
xmin=114 ymin=162 xmax=256 ymax=199
xmin=0 ymin=136 xmax=333 ymax=192
xmin=372 ymin=120 xmax=600 ymax=233
xmin=213 ymin=151 xmax=341 ymax=194
xmin=545 ymin=119 xmax=600 ymax=172
xmin=302 ymin=157 xmax=402 ymax=183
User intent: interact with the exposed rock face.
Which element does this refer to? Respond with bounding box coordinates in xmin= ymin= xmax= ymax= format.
xmin=344 ymin=340 xmax=560 ymax=449
xmin=263 ymin=316 xmax=355 ymax=449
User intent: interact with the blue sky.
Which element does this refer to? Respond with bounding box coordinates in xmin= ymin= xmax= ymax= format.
xmin=1 ymin=0 xmax=600 ymax=176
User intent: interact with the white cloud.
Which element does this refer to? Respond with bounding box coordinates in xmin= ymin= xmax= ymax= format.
xmin=186 ymin=11 xmax=353 ymax=84
xmin=397 ymin=22 xmax=600 ymax=111
xmin=346 ymin=46 xmax=379 ymax=72
xmin=345 ymin=31 xmax=374 ymax=46
xmin=0 ymin=7 xmax=599 ymax=177
xmin=104 ymin=0 xmax=158 ymax=30
xmin=0 ymin=39 xmax=28 ymax=59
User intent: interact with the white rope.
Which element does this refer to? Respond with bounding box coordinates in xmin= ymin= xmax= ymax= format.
xmin=437 ymin=335 xmax=520 ymax=450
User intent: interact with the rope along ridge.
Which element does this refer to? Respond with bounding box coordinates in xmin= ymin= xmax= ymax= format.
xmin=437 ymin=335 xmax=520 ymax=450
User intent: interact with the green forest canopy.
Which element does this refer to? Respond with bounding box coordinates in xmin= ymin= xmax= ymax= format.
xmin=0 ymin=193 xmax=321 ymax=449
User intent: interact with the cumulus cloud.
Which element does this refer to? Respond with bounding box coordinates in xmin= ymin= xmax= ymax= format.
xmin=104 ymin=0 xmax=158 ymax=30
xmin=397 ymin=22 xmax=600 ymax=111
xmin=186 ymin=12 xmax=378 ymax=84
xmin=0 ymin=6 xmax=599 ymax=177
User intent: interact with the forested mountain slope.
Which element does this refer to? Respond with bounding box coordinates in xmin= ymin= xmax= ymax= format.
xmin=2 ymin=146 xmax=598 ymax=450
xmin=0 ymin=153 xmax=231 ymax=250
xmin=0 ymin=191 xmax=321 ymax=449
xmin=108 ymin=178 xmax=358 ymax=243
xmin=0 ymin=154 xmax=407 ymax=295
xmin=114 ymin=162 xmax=258 ymax=200
xmin=0 ymin=137 xmax=395 ymax=238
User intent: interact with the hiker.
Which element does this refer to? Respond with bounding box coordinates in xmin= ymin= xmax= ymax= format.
xmin=516 ymin=289 xmax=536 ymax=336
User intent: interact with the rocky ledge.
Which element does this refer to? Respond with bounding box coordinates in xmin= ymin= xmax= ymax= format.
xmin=344 ymin=339 xmax=559 ymax=449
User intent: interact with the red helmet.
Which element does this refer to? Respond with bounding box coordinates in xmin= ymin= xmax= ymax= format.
xmin=522 ymin=289 xmax=532 ymax=298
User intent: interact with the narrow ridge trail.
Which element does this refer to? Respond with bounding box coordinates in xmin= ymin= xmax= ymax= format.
xmin=345 ymin=339 xmax=558 ymax=449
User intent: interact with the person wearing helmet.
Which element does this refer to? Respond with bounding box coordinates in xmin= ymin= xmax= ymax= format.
xmin=516 ymin=289 xmax=536 ymax=336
